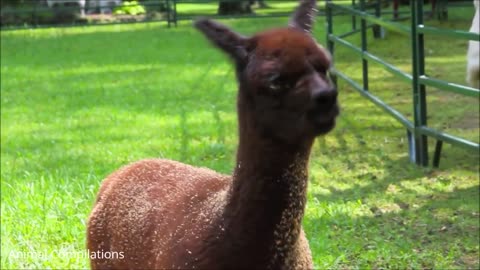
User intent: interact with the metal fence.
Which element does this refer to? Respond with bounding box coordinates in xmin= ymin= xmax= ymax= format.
xmin=1 ymin=0 xmax=472 ymax=29
xmin=0 ymin=0 xmax=305 ymax=29
xmin=326 ymin=0 xmax=479 ymax=167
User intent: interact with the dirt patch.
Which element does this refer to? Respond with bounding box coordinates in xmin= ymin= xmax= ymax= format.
xmin=451 ymin=111 xmax=480 ymax=130
xmin=458 ymin=253 xmax=480 ymax=269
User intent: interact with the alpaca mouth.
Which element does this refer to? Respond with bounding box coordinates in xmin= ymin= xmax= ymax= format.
xmin=308 ymin=105 xmax=339 ymax=133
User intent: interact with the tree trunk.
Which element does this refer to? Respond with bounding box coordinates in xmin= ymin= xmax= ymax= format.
xmin=218 ymin=0 xmax=253 ymax=15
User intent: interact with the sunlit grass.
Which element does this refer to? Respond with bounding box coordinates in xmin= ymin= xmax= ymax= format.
xmin=1 ymin=6 xmax=479 ymax=270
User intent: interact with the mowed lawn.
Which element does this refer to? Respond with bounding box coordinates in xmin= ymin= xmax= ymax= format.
xmin=1 ymin=9 xmax=479 ymax=270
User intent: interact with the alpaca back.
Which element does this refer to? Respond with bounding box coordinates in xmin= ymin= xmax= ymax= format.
xmin=87 ymin=159 xmax=230 ymax=269
xmin=467 ymin=0 xmax=480 ymax=88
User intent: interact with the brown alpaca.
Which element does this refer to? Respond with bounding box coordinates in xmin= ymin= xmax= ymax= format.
xmin=86 ymin=0 xmax=339 ymax=269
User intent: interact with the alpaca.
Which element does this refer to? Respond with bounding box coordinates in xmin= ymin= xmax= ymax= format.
xmin=467 ymin=0 xmax=479 ymax=89
xmin=86 ymin=0 xmax=339 ymax=269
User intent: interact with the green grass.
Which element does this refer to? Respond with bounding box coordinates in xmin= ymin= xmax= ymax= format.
xmin=1 ymin=7 xmax=479 ymax=270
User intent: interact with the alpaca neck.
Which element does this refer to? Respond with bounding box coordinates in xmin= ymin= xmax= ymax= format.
xmin=218 ymin=96 xmax=314 ymax=267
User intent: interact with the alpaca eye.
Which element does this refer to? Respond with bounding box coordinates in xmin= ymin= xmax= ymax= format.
xmin=269 ymin=82 xmax=281 ymax=91
xmin=267 ymin=74 xmax=282 ymax=92
xmin=267 ymin=74 xmax=295 ymax=92
xmin=316 ymin=66 xmax=327 ymax=74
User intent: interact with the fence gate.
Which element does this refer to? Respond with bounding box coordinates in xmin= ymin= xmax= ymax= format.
xmin=325 ymin=0 xmax=479 ymax=167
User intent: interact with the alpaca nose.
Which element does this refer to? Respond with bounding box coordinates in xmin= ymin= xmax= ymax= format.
xmin=312 ymin=87 xmax=337 ymax=111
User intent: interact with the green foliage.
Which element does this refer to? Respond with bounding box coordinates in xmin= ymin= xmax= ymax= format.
xmin=0 ymin=0 xmax=25 ymax=7
xmin=113 ymin=1 xmax=146 ymax=15
xmin=1 ymin=9 xmax=478 ymax=269
xmin=1 ymin=1 xmax=87 ymax=27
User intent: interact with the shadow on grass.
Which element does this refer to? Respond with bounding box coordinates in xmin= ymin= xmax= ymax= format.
xmin=304 ymin=83 xmax=478 ymax=267
xmin=308 ymin=128 xmax=478 ymax=268
xmin=306 ymin=184 xmax=479 ymax=268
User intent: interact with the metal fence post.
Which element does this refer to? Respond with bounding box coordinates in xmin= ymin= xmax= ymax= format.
xmin=351 ymin=0 xmax=357 ymax=30
xmin=173 ymin=0 xmax=177 ymax=27
xmin=360 ymin=0 xmax=369 ymax=92
xmin=165 ymin=0 xmax=177 ymax=27
xmin=411 ymin=0 xmax=429 ymax=166
xmin=33 ymin=1 xmax=39 ymax=28
xmin=372 ymin=0 xmax=383 ymax=39
xmin=326 ymin=0 xmax=334 ymax=55
xmin=326 ymin=0 xmax=337 ymax=86
xmin=166 ymin=0 xmax=171 ymax=27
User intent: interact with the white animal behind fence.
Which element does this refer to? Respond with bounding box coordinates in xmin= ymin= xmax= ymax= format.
xmin=89 ymin=0 xmax=123 ymax=14
xmin=45 ymin=0 xmax=122 ymax=15
xmin=46 ymin=0 xmax=86 ymax=16
xmin=466 ymin=0 xmax=479 ymax=89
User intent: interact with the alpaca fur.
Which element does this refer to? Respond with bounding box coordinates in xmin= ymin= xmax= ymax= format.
xmin=87 ymin=0 xmax=339 ymax=269
xmin=467 ymin=0 xmax=480 ymax=88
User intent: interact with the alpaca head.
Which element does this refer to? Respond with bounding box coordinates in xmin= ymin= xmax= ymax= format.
xmin=195 ymin=0 xmax=338 ymax=144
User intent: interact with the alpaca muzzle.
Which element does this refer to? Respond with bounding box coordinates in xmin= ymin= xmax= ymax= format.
xmin=307 ymin=87 xmax=339 ymax=133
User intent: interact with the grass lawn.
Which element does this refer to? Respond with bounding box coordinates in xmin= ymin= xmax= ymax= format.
xmin=1 ymin=5 xmax=479 ymax=269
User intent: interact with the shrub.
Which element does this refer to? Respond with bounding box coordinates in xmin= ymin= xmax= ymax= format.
xmin=113 ymin=1 xmax=146 ymax=15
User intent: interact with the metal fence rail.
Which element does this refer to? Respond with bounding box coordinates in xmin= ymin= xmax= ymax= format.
xmin=326 ymin=0 xmax=480 ymax=167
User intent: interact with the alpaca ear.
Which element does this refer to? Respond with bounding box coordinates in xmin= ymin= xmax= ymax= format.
xmin=194 ymin=18 xmax=249 ymax=62
xmin=289 ymin=0 xmax=317 ymax=33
